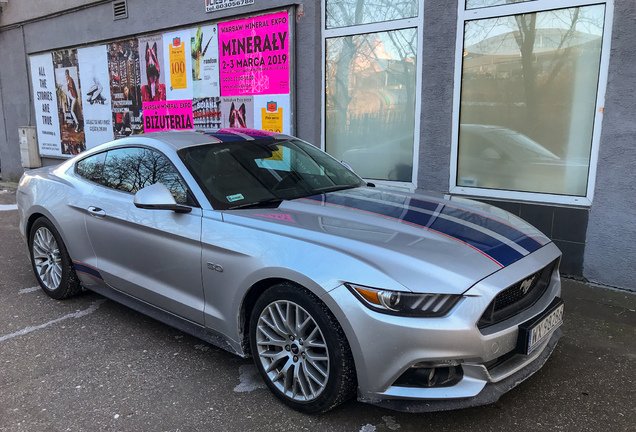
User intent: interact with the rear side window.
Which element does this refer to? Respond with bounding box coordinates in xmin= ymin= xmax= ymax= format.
xmin=76 ymin=152 xmax=106 ymax=183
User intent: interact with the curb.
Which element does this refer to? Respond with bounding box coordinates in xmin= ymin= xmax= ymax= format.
xmin=0 ymin=181 xmax=19 ymax=192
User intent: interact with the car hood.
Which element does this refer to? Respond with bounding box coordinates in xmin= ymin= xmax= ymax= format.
xmin=223 ymin=187 xmax=551 ymax=294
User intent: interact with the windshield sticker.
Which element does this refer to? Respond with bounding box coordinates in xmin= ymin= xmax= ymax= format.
xmin=227 ymin=193 xmax=244 ymax=202
xmin=253 ymin=213 xmax=295 ymax=223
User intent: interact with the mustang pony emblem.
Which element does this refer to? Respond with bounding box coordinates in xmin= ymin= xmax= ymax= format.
xmin=520 ymin=275 xmax=536 ymax=296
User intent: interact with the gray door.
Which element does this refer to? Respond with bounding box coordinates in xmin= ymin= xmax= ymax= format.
xmin=84 ymin=147 xmax=205 ymax=324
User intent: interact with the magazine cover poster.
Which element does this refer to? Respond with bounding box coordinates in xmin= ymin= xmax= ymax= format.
xmin=52 ymin=49 xmax=87 ymax=155
xmin=254 ymin=94 xmax=290 ymax=134
xmin=163 ymin=30 xmax=193 ymax=101
xmin=191 ymin=25 xmax=220 ymax=98
xmin=221 ymin=96 xmax=253 ymax=129
xmin=29 ymin=53 xmax=62 ymax=157
xmin=139 ymin=35 xmax=166 ymax=102
xmin=108 ymin=39 xmax=143 ymax=137
xmin=77 ymin=45 xmax=114 ymax=149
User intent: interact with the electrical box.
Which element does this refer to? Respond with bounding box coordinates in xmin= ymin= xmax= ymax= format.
xmin=19 ymin=126 xmax=42 ymax=169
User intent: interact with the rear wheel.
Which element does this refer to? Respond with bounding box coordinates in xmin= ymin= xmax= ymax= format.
xmin=29 ymin=217 xmax=82 ymax=299
xmin=250 ymin=283 xmax=356 ymax=413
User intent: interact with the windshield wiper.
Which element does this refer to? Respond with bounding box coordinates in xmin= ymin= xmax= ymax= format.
xmin=229 ymin=198 xmax=284 ymax=210
xmin=313 ymin=184 xmax=360 ymax=195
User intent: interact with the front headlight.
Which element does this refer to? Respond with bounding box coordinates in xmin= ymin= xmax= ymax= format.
xmin=346 ymin=283 xmax=462 ymax=317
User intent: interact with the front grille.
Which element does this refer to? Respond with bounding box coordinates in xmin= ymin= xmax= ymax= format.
xmin=478 ymin=259 xmax=558 ymax=329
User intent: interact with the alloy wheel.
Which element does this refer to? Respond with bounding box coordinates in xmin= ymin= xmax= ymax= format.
xmin=255 ymin=300 xmax=330 ymax=401
xmin=32 ymin=226 xmax=63 ymax=290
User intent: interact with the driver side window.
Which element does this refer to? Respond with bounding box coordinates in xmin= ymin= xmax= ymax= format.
xmin=77 ymin=147 xmax=192 ymax=205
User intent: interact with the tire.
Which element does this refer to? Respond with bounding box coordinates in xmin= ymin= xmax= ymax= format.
xmin=29 ymin=217 xmax=82 ymax=300
xmin=250 ymin=282 xmax=356 ymax=414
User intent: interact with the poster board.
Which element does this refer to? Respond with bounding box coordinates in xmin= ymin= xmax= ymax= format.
xmin=28 ymin=10 xmax=292 ymax=158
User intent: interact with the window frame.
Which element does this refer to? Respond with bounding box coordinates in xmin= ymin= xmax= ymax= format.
xmin=321 ymin=1 xmax=425 ymax=192
xmin=450 ymin=0 xmax=614 ymax=206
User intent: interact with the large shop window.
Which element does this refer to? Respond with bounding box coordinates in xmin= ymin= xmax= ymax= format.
xmin=451 ymin=1 xmax=611 ymax=205
xmin=324 ymin=1 xmax=421 ymax=185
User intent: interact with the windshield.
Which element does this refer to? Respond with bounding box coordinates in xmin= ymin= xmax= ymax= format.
xmin=179 ymin=138 xmax=366 ymax=209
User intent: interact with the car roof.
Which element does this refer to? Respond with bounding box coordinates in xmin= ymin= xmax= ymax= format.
xmin=148 ymin=129 xmax=293 ymax=151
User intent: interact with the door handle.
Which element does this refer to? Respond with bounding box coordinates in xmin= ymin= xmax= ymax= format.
xmin=87 ymin=206 xmax=106 ymax=218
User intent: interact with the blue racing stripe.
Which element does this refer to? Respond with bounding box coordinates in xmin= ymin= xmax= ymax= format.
xmin=404 ymin=197 xmax=543 ymax=253
xmin=200 ymin=131 xmax=250 ymax=142
xmin=404 ymin=209 xmax=523 ymax=266
xmin=304 ymin=191 xmax=541 ymax=267
xmin=72 ymin=261 xmax=104 ymax=281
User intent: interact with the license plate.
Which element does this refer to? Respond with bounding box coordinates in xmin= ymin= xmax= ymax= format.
xmin=517 ymin=298 xmax=564 ymax=355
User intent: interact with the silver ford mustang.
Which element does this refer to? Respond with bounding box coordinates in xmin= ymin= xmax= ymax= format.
xmin=17 ymin=129 xmax=564 ymax=413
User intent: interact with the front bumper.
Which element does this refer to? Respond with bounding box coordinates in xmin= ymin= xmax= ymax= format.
xmin=367 ymin=328 xmax=563 ymax=412
xmin=321 ymin=242 xmax=563 ymax=410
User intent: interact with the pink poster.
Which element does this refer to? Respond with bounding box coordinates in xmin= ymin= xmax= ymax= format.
xmin=143 ymin=100 xmax=193 ymax=132
xmin=218 ymin=11 xmax=290 ymax=96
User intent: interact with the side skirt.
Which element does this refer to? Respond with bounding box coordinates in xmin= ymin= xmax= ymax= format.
xmin=86 ymin=282 xmax=245 ymax=358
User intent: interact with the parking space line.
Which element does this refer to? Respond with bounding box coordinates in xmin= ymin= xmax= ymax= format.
xmin=0 ymin=204 xmax=18 ymax=211
xmin=0 ymin=299 xmax=106 ymax=343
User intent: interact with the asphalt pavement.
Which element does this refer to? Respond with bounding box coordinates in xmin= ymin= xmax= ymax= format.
xmin=0 ymin=182 xmax=635 ymax=432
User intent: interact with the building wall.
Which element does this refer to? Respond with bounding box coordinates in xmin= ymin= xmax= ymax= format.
xmin=417 ymin=0 xmax=456 ymax=193
xmin=584 ymin=0 xmax=636 ymax=290
xmin=0 ymin=0 xmax=101 ymax=26
xmin=0 ymin=26 xmax=31 ymax=180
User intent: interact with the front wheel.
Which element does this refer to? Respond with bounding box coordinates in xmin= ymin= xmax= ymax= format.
xmin=29 ymin=217 xmax=82 ymax=299
xmin=250 ymin=283 xmax=357 ymax=414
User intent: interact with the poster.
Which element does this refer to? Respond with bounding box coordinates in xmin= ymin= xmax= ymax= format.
xmin=191 ymin=25 xmax=220 ymax=98
xmin=28 ymin=12 xmax=292 ymax=152
xmin=52 ymin=49 xmax=86 ymax=155
xmin=163 ymin=30 xmax=193 ymax=101
xmin=29 ymin=54 xmax=62 ymax=157
xmin=77 ymin=45 xmax=114 ymax=149
xmin=143 ymin=100 xmax=193 ymax=132
xmin=138 ymin=35 xmax=166 ymax=102
xmin=193 ymin=97 xmax=222 ymax=129
xmin=108 ymin=39 xmax=143 ymax=137
xmin=254 ymin=94 xmax=290 ymax=134
xmin=221 ymin=96 xmax=254 ymax=129
xmin=218 ymin=11 xmax=290 ymax=96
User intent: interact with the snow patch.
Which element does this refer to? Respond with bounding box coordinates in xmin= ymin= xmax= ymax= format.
xmin=383 ymin=416 xmax=401 ymax=430
xmin=19 ymin=286 xmax=41 ymax=294
xmin=234 ymin=364 xmax=266 ymax=392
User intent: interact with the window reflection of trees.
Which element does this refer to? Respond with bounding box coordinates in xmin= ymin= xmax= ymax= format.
xmin=326 ymin=0 xmax=418 ymax=28
xmin=325 ymin=28 xmax=417 ymax=181
xmin=466 ymin=0 xmax=532 ymax=10
xmin=461 ymin=5 xmax=604 ymax=156
xmin=325 ymin=0 xmax=421 ymax=182
xmin=458 ymin=4 xmax=605 ymax=195
xmin=76 ymin=152 xmax=106 ymax=183
xmin=101 ymin=148 xmax=188 ymax=203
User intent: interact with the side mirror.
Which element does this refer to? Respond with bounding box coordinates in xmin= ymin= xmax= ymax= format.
xmin=134 ymin=183 xmax=192 ymax=213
